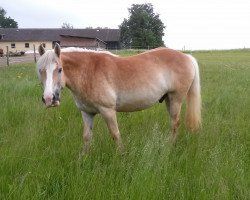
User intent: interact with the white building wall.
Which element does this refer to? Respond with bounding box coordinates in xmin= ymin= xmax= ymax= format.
xmin=0 ymin=41 xmax=53 ymax=54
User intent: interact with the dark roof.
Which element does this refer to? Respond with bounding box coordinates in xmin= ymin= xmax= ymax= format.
xmin=60 ymin=35 xmax=107 ymax=44
xmin=0 ymin=28 xmax=120 ymax=42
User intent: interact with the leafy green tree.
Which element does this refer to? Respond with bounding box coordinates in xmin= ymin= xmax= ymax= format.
xmin=0 ymin=7 xmax=18 ymax=28
xmin=120 ymin=3 xmax=165 ymax=49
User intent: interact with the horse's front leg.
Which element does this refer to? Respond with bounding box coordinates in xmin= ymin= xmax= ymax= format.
xmin=99 ymin=107 xmax=124 ymax=152
xmin=81 ymin=111 xmax=95 ymax=154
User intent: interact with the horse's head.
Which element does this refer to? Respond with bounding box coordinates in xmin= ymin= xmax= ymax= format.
xmin=36 ymin=43 xmax=65 ymax=108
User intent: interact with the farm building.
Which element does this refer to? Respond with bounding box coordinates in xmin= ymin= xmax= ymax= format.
xmin=0 ymin=28 xmax=120 ymax=54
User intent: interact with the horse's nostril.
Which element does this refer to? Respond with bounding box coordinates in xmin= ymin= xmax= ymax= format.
xmin=42 ymin=96 xmax=45 ymax=104
xmin=54 ymin=92 xmax=60 ymax=102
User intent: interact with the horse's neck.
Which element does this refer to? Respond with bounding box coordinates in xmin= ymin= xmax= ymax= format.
xmin=61 ymin=55 xmax=88 ymax=93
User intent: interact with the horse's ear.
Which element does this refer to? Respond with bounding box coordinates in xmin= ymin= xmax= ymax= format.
xmin=38 ymin=44 xmax=45 ymax=56
xmin=54 ymin=43 xmax=61 ymax=58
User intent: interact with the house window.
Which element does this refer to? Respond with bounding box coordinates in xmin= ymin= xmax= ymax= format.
xmin=25 ymin=43 xmax=29 ymax=48
xmin=11 ymin=43 xmax=15 ymax=48
xmin=0 ymin=34 xmax=5 ymax=40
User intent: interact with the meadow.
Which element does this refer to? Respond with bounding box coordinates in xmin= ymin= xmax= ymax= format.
xmin=0 ymin=50 xmax=249 ymax=199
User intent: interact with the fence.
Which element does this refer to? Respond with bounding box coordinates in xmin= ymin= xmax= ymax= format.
xmin=0 ymin=45 xmax=38 ymax=68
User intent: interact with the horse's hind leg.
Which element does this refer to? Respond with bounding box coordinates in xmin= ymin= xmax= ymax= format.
xmin=165 ymin=93 xmax=183 ymax=142
xmin=99 ymin=107 xmax=124 ymax=152
xmin=81 ymin=111 xmax=95 ymax=154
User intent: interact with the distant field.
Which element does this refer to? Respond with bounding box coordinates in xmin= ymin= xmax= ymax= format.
xmin=0 ymin=50 xmax=249 ymax=199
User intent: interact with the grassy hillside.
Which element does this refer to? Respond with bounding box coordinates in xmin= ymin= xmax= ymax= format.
xmin=0 ymin=50 xmax=249 ymax=199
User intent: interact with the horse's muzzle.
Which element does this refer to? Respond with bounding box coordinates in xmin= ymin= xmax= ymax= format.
xmin=42 ymin=94 xmax=60 ymax=108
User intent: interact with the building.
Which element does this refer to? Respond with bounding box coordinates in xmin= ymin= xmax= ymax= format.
xmin=0 ymin=28 xmax=120 ymax=54
xmin=60 ymin=35 xmax=106 ymax=49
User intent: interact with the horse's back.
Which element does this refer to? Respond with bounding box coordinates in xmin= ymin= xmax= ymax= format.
xmin=112 ymin=47 xmax=194 ymax=90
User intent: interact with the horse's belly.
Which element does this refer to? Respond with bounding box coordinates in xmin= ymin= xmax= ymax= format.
xmin=116 ymin=90 xmax=164 ymax=112
xmin=115 ymin=71 xmax=171 ymax=112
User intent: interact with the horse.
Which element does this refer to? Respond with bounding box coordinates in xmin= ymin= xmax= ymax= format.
xmin=36 ymin=43 xmax=201 ymax=153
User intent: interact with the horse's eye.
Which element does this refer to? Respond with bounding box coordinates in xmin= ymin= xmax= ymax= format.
xmin=58 ymin=68 xmax=62 ymax=73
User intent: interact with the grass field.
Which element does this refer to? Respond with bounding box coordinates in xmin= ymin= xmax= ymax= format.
xmin=0 ymin=50 xmax=249 ymax=199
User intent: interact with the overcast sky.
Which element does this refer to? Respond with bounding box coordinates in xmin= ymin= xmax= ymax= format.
xmin=1 ymin=0 xmax=250 ymax=50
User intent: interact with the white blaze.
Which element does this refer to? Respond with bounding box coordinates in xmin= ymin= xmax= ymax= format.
xmin=44 ymin=64 xmax=56 ymax=99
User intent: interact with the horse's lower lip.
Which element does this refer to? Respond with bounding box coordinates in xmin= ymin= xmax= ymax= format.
xmin=45 ymin=101 xmax=60 ymax=108
xmin=53 ymin=100 xmax=60 ymax=106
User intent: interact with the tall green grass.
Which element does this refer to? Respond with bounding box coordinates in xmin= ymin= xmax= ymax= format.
xmin=0 ymin=50 xmax=249 ymax=199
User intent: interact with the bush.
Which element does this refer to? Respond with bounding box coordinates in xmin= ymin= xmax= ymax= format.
xmin=8 ymin=51 xmax=25 ymax=57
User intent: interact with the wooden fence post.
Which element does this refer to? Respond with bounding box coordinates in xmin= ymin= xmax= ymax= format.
xmin=6 ymin=46 xmax=9 ymax=66
xmin=33 ymin=44 xmax=37 ymax=63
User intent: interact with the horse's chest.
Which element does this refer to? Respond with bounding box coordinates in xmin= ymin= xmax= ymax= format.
xmin=73 ymin=95 xmax=98 ymax=114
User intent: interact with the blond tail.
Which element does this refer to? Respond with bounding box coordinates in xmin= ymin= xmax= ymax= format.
xmin=186 ymin=55 xmax=202 ymax=131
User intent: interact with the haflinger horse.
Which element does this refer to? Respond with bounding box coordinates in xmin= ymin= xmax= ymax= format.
xmin=36 ymin=43 xmax=201 ymax=153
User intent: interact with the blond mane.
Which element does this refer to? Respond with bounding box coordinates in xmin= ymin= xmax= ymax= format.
xmin=61 ymin=47 xmax=117 ymax=56
xmin=37 ymin=50 xmax=57 ymax=72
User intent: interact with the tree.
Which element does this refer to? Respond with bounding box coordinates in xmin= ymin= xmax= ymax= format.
xmin=61 ymin=22 xmax=73 ymax=29
xmin=0 ymin=7 xmax=18 ymax=28
xmin=119 ymin=3 xmax=165 ymax=49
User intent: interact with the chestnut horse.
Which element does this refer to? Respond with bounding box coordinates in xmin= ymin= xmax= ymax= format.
xmin=36 ymin=44 xmax=201 ymax=153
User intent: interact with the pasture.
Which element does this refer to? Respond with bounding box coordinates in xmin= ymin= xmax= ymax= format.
xmin=0 ymin=50 xmax=249 ymax=199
